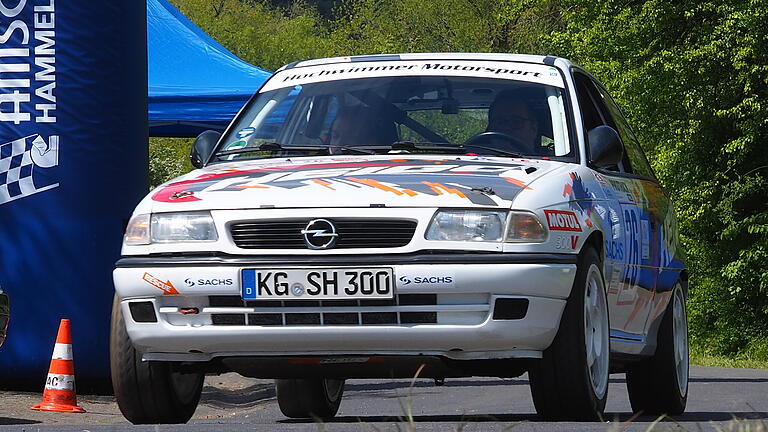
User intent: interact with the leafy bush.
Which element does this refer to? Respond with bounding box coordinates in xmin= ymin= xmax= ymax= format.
xmin=149 ymin=137 xmax=194 ymax=189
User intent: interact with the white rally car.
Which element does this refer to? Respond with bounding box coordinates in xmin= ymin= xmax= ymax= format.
xmin=112 ymin=53 xmax=689 ymax=423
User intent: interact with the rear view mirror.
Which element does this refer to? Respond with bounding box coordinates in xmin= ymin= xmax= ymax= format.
xmin=190 ymin=130 xmax=222 ymax=168
xmin=588 ymin=126 xmax=623 ymax=169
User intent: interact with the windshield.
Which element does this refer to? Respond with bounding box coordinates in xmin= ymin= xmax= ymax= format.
xmin=217 ymin=61 xmax=572 ymax=161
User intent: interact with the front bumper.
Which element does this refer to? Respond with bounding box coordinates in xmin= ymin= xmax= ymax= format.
xmin=114 ymin=253 xmax=577 ymax=362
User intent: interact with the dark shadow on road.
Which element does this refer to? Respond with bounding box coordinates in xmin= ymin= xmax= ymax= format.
xmin=656 ymin=411 xmax=768 ymax=422
xmin=282 ymin=413 xmax=539 ymax=424
xmin=689 ymin=377 xmax=768 ymax=383
xmin=0 ymin=417 xmax=41 ymax=425
xmin=344 ymin=377 xmax=631 ymax=392
xmin=344 ymin=379 xmax=528 ymax=392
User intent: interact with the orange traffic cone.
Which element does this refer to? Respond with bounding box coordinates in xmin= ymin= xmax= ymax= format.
xmin=31 ymin=319 xmax=86 ymax=413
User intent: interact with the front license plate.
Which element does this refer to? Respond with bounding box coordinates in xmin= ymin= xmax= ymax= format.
xmin=241 ymin=268 xmax=394 ymax=300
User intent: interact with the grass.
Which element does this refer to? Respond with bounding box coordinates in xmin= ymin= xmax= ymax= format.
xmin=691 ymin=354 xmax=767 ymax=370
xmin=690 ymin=347 xmax=768 ymax=370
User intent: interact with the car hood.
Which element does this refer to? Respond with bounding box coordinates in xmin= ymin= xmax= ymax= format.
xmin=147 ymin=155 xmax=568 ymax=211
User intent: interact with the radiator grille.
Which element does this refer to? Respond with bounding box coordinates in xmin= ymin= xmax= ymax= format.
xmin=229 ymin=219 xmax=417 ymax=249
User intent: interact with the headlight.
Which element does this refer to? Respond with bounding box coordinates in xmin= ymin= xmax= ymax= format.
xmin=124 ymin=212 xmax=218 ymax=245
xmin=151 ymin=212 xmax=218 ymax=243
xmin=124 ymin=214 xmax=150 ymax=245
xmin=426 ymin=210 xmax=507 ymax=242
xmin=505 ymin=211 xmax=547 ymax=242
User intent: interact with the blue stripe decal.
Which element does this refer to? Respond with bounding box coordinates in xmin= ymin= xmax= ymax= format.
xmin=610 ymin=330 xmax=646 ymax=344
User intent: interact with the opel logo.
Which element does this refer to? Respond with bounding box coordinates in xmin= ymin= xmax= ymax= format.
xmin=300 ymin=219 xmax=339 ymax=249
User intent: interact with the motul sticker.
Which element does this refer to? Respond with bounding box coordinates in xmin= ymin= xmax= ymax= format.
xmin=544 ymin=210 xmax=582 ymax=232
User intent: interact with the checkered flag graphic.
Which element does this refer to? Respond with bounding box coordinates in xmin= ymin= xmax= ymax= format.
xmin=0 ymin=134 xmax=59 ymax=205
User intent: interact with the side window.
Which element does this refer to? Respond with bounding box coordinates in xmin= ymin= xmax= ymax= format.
xmin=573 ymin=74 xmax=606 ymax=131
xmin=593 ymin=84 xmax=656 ymax=179
xmin=574 ymin=73 xmax=627 ymax=172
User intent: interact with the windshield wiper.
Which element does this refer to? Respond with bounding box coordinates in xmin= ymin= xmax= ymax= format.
xmin=459 ymin=144 xmax=525 ymax=158
xmin=214 ymin=142 xmax=377 ymax=158
xmin=214 ymin=142 xmax=283 ymax=157
xmin=390 ymin=141 xmax=525 ymax=158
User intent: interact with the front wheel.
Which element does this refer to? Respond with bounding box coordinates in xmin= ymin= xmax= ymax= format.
xmin=625 ymin=281 xmax=688 ymax=415
xmin=528 ymin=247 xmax=610 ymax=420
xmin=110 ymin=296 xmax=204 ymax=424
xmin=276 ymin=378 xmax=345 ymax=419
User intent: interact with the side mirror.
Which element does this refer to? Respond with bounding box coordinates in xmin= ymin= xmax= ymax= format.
xmin=190 ymin=130 xmax=222 ymax=169
xmin=588 ymin=125 xmax=623 ymax=169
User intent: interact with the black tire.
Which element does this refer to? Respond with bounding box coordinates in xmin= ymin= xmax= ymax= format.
xmin=275 ymin=378 xmax=345 ymax=419
xmin=625 ymin=281 xmax=688 ymax=415
xmin=528 ymin=247 xmax=610 ymax=420
xmin=110 ymin=296 xmax=204 ymax=424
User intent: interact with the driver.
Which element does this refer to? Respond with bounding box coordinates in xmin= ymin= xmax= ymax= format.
xmin=486 ymin=89 xmax=541 ymax=154
xmin=328 ymin=107 xmax=397 ymax=154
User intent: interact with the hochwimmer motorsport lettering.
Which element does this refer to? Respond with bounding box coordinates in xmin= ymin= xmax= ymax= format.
xmin=281 ymin=63 xmax=541 ymax=83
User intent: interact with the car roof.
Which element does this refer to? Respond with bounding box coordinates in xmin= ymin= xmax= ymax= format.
xmin=277 ymin=53 xmax=574 ymax=71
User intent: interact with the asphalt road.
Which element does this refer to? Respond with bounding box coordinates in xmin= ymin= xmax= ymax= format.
xmin=0 ymin=366 xmax=766 ymax=431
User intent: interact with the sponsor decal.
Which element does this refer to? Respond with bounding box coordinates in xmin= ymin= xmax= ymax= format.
xmin=0 ymin=0 xmax=58 ymax=125
xmin=563 ymin=172 xmax=598 ymax=214
xmin=45 ymin=373 xmax=74 ymax=391
xmin=544 ymin=210 xmax=582 ymax=232
xmin=398 ymin=275 xmax=454 ymax=286
xmin=236 ymin=127 xmax=255 ymax=138
xmin=225 ymin=140 xmax=248 ymax=150
xmin=606 ymin=240 xmax=625 ymax=260
xmin=142 ymin=272 xmax=179 ymax=295
xmin=261 ymin=60 xmax=564 ymax=92
xmin=0 ymin=134 xmax=59 ymax=205
xmin=0 ymin=1 xmax=60 ymax=204
xmin=594 ymin=172 xmax=607 ymax=185
xmin=184 ymin=278 xmax=234 ymax=287
xmin=152 ymin=159 xmax=532 ymax=206
xmin=554 ymin=235 xmax=579 ymax=250
xmin=640 ymin=219 xmax=650 ymax=259
xmin=607 ymin=265 xmax=622 ymax=295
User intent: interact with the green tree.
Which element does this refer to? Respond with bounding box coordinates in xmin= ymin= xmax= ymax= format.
xmin=548 ymin=0 xmax=768 ymax=357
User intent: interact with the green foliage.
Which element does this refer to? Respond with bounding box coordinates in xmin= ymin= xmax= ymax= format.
xmin=149 ymin=137 xmax=194 ymax=189
xmin=151 ymin=0 xmax=768 ymax=359
xmin=172 ymin=0 xmax=335 ymax=70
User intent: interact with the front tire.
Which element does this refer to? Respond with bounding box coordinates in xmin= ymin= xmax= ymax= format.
xmin=110 ymin=296 xmax=204 ymax=424
xmin=276 ymin=378 xmax=345 ymax=419
xmin=625 ymin=282 xmax=688 ymax=415
xmin=528 ymin=247 xmax=610 ymax=420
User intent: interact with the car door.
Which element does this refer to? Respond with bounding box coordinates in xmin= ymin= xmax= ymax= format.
xmin=573 ymin=71 xmax=660 ymax=342
xmin=591 ymin=82 xmax=679 ymax=337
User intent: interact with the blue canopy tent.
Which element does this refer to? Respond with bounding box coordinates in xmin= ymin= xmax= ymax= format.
xmin=148 ymin=0 xmax=272 ymax=137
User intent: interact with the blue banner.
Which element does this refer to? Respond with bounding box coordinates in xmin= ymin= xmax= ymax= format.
xmin=0 ymin=1 xmax=148 ymax=383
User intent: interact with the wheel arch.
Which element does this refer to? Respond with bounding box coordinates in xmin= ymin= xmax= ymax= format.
xmin=579 ymin=230 xmax=604 ymax=263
